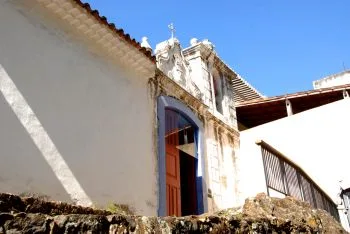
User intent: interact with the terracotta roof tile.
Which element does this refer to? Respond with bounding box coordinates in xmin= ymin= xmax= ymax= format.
xmin=73 ymin=0 xmax=155 ymax=63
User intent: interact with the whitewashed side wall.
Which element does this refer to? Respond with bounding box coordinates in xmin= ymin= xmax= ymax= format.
xmin=236 ymin=136 xmax=267 ymax=204
xmin=237 ymin=98 xmax=350 ymax=207
xmin=0 ymin=2 xmax=157 ymax=215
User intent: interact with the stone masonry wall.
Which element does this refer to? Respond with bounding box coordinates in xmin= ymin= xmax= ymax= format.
xmin=0 ymin=193 xmax=346 ymax=233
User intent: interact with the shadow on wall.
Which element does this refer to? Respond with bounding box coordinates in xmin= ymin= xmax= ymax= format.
xmin=0 ymin=61 xmax=157 ymax=216
xmin=0 ymin=63 xmax=231 ymax=216
xmin=0 ymin=64 xmax=92 ymax=206
xmin=0 ymin=0 xmax=157 ymax=215
xmin=0 ymin=62 xmax=230 ymax=216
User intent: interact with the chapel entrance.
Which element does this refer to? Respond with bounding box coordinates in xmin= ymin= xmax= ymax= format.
xmin=165 ymin=108 xmax=198 ymax=216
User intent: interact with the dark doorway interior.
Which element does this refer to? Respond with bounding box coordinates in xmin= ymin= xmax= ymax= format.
xmin=178 ymin=126 xmax=197 ymax=216
xmin=180 ymin=151 xmax=197 ymax=216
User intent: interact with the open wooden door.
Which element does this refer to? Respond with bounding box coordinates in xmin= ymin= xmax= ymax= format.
xmin=165 ymin=110 xmax=181 ymax=216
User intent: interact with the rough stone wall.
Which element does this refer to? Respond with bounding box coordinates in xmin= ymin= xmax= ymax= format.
xmin=0 ymin=193 xmax=346 ymax=233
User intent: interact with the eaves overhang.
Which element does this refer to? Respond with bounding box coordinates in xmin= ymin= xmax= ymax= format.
xmin=32 ymin=0 xmax=156 ymax=77
xmin=237 ymin=84 xmax=350 ymax=129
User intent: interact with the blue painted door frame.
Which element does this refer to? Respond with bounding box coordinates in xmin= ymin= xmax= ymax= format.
xmin=157 ymin=95 xmax=208 ymax=216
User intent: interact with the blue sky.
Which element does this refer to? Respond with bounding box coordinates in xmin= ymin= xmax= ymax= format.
xmin=83 ymin=0 xmax=350 ymax=96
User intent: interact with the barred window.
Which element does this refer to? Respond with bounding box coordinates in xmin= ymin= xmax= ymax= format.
xmin=259 ymin=141 xmax=339 ymax=221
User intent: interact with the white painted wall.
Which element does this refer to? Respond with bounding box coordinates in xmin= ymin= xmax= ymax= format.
xmin=0 ymin=2 xmax=157 ymax=215
xmin=237 ymin=98 xmax=350 ymax=227
xmin=313 ymin=71 xmax=350 ymax=89
xmin=238 ymin=98 xmax=350 ymax=202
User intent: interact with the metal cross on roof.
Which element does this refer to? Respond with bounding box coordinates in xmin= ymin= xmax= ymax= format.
xmin=168 ymin=23 xmax=175 ymax=39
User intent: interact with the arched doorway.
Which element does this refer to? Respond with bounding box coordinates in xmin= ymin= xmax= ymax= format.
xmin=157 ymin=96 xmax=207 ymax=216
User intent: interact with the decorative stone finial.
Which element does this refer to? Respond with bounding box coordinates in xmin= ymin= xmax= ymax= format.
xmin=190 ymin=38 xmax=199 ymax=46
xmin=202 ymin=39 xmax=214 ymax=50
xmin=141 ymin=36 xmax=152 ymax=53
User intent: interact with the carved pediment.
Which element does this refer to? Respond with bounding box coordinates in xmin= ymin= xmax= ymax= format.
xmin=155 ymin=38 xmax=202 ymax=100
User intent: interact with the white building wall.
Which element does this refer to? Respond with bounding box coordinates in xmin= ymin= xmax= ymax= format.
xmin=236 ymin=135 xmax=267 ymax=203
xmin=0 ymin=2 xmax=157 ymax=215
xmin=237 ymin=98 xmax=350 ymax=229
xmin=313 ymin=71 xmax=350 ymax=89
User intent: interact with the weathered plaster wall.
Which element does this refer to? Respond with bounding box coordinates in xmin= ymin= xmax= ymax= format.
xmin=237 ymin=98 xmax=350 ymax=229
xmin=0 ymin=1 xmax=157 ymax=215
xmin=204 ymin=120 xmax=239 ymax=212
xmin=191 ymin=57 xmax=213 ymax=108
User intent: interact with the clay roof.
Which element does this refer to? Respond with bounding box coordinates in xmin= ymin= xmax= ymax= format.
xmin=236 ymin=83 xmax=350 ymax=129
xmin=73 ymin=0 xmax=155 ymax=63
